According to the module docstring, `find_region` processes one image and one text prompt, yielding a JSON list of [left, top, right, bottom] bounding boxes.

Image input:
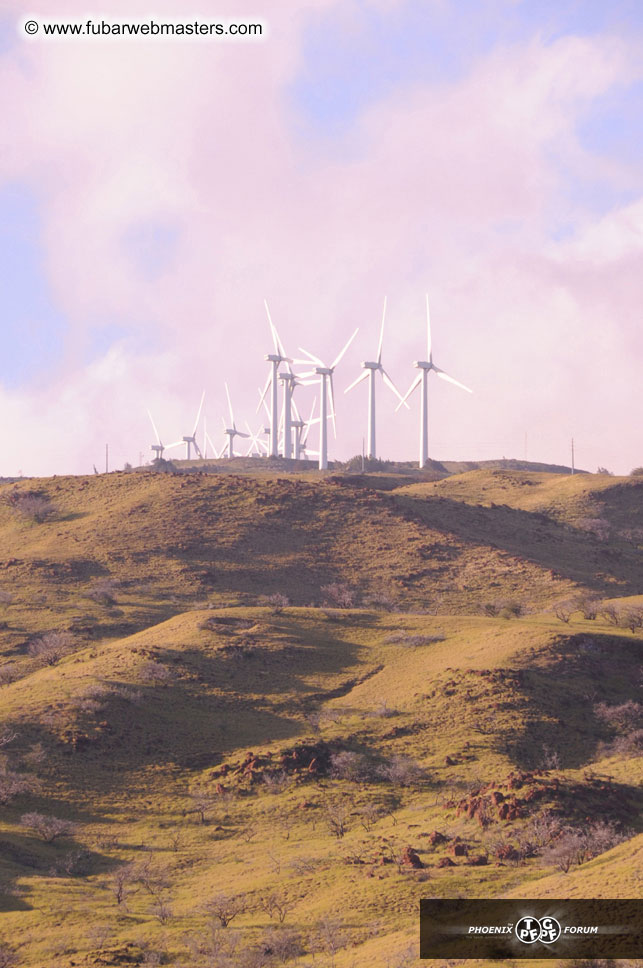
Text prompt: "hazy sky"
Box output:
[[1, 0, 642, 475]]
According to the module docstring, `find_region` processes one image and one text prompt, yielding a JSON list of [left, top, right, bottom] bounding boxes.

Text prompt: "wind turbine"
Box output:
[[147, 410, 183, 461], [245, 422, 268, 457], [181, 391, 206, 460], [222, 382, 249, 458], [259, 301, 291, 458], [397, 294, 472, 467], [344, 297, 407, 459], [295, 328, 358, 470]]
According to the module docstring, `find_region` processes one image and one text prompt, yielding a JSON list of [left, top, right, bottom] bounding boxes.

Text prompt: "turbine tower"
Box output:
[[181, 391, 206, 460], [259, 301, 291, 458], [398, 294, 472, 467], [147, 409, 183, 461], [296, 328, 358, 470], [344, 296, 407, 459], [147, 410, 166, 461], [222, 382, 249, 458]]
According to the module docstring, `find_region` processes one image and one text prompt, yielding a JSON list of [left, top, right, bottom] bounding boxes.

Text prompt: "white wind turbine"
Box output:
[[258, 301, 291, 458], [344, 297, 407, 459], [147, 409, 183, 461], [245, 422, 268, 457], [222, 382, 249, 458], [295, 328, 359, 470], [397, 294, 472, 467], [180, 390, 206, 460]]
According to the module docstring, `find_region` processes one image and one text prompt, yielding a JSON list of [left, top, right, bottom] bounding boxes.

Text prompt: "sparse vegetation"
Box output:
[[20, 812, 75, 842], [0, 467, 641, 966]]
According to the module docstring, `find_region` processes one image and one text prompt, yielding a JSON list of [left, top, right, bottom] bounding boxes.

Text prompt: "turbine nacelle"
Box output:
[[414, 360, 434, 370], [315, 366, 333, 376]]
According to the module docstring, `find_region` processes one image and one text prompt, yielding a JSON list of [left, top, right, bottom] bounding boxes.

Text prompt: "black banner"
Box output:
[[420, 899, 643, 959]]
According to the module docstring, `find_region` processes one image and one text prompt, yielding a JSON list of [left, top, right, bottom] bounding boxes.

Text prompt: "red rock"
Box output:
[[437, 856, 456, 867], [400, 847, 423, 869]]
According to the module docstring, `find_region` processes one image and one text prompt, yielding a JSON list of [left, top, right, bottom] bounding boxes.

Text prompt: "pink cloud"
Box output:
[[0, 1, 641, 475]]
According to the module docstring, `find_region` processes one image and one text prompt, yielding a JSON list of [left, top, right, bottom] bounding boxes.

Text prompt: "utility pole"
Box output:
[[105, 444, 109, 474], [571, 437, 575, 475], [361, 437, 365, 472]]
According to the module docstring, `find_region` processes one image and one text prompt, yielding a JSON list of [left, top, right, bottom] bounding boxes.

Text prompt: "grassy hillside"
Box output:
[[0, 468, 641, 966]]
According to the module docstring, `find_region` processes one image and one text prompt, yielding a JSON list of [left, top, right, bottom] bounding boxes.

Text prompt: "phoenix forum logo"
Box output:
[[515, 916, 562, 945]]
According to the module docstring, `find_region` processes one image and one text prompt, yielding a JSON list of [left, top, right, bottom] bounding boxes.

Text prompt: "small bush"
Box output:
[[86, 579, 119, 606], [139, 660, 174, 684], [554, 601, 575, 624], [379, 754, 427, 787], [204, 892, 248, 927], [28, 631, 77, 666], [8, 490, 56, 523], [20, 812, 75, 842], [320, 583, 356, 609], [0, 664, 19, 686], [0, 768, 38, 805], [330, 751, 375, 783], [630, 466, 643, 476], [265, 593, 289, 614]]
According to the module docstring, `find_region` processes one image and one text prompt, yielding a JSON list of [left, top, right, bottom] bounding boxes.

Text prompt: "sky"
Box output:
[[0, 0, 642, 476]]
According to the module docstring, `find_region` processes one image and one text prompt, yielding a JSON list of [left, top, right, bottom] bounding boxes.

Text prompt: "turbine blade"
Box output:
[[328, 374, 337, 438], [191, 390, 206, 436], [147, 409, 162, 446], [225, 382, 234, 426], [205, 431, 219, 456], [377, 296, 387, 365], [264, 299, 279, 355], [193, 441, 203, 459], [381, 368, 409, 406], [297, 347, 323, 366], [164, 440, 184, 450], [426, 293, 432, 361], [331, 327, 359, 370], [344, 369, 369, 394], [434, 367, 473, 393], [257, 373, 271, 413], [396, 372, 422, 411]]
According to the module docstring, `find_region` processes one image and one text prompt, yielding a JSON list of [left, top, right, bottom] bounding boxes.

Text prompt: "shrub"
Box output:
[[320, 583, 356, 608], [554, 601, 575, 623], [330, 751, 375, 783], [261, 890, 296, 924], [0, 768, 37, 805], [575, 595, 600, 620], [28, 631, 77, 666], [630, 466, 643, 476], [324, 800, 352, 839], [204, 892, 248, 927], [0, 663, 19, 686], [265, 593, 289, 614], [619, 607, 643, 633], [86, 579, 118, 606], [260, 928, 304, 963], [138, 660, 174, 684], [595, 700, 642, 732], [378, 754, 427, 787], [20, 812, 75, 842], [8, 490, 56, 523]]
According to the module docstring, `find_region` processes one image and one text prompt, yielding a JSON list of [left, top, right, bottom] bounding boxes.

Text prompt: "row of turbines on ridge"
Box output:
[[147, 295, 473, 471]]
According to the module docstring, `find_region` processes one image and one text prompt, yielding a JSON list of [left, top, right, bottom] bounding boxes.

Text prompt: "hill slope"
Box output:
[[0, 468, 641, 966]]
